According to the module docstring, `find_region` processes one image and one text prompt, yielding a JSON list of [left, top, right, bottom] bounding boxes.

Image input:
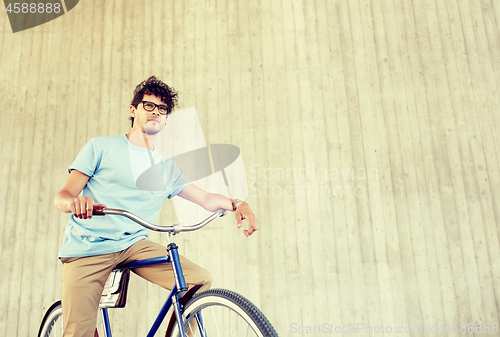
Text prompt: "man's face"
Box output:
[[130, 94, 168, 135]]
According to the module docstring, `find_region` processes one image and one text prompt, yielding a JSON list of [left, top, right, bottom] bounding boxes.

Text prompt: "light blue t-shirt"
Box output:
[[59, 135, 191, 258]]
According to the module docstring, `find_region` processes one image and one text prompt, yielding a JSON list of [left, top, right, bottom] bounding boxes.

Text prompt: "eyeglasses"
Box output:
[[140, 101, 172, 115]]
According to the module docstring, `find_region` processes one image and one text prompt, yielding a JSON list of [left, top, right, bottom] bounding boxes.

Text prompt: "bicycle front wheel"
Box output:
[[170, 289, 278, 337]]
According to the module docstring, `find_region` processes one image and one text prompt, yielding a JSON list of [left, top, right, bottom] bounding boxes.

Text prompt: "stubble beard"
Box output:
[[142, 121, 164, 136]]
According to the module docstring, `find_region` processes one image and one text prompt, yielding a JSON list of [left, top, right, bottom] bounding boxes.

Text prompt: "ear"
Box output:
[[129, 105, 136, 117]]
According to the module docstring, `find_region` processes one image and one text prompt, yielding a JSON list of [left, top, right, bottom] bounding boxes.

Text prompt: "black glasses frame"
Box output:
[[140, 101, 172, 115]]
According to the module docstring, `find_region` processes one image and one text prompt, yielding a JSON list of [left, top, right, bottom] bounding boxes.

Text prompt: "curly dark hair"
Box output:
[[129, 76, 179, 127]]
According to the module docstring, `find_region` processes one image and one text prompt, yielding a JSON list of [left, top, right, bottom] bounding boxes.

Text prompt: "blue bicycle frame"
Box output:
[[100, 242, 188, 337]]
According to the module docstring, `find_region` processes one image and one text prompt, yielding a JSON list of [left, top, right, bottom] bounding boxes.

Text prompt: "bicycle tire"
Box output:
[[169, 288, 278, 337]]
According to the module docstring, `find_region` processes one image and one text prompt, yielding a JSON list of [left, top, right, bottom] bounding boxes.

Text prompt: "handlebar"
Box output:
[[93, 205, 227, 234]]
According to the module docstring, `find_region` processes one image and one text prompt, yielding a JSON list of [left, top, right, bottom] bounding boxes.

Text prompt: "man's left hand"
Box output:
[[235, 202, 257, 237]]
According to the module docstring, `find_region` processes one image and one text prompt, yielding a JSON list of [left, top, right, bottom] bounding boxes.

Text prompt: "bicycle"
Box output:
[[38, 207, 278, 337]]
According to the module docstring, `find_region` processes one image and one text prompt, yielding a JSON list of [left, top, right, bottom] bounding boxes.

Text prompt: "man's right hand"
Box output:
[[68, 196, 106, 220]]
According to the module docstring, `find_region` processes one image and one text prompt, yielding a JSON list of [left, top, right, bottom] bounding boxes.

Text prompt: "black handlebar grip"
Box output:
[[93, 205, 106, 215]]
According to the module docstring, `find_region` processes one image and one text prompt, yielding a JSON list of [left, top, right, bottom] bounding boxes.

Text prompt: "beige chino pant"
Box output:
[[60, 239, 212, 337]]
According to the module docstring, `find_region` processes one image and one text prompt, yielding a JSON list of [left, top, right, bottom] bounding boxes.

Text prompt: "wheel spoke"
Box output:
[[211, 306, 222, 337], [195, 311, 207, 337], [229, 309, 238, 337]]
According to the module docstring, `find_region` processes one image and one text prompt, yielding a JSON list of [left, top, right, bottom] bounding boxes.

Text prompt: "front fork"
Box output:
[[169, 241, 206, 337], [168, 241, 189, 337]]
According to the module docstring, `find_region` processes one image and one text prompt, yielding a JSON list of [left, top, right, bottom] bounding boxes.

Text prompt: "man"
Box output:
[[54, 76, 257, 337]]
